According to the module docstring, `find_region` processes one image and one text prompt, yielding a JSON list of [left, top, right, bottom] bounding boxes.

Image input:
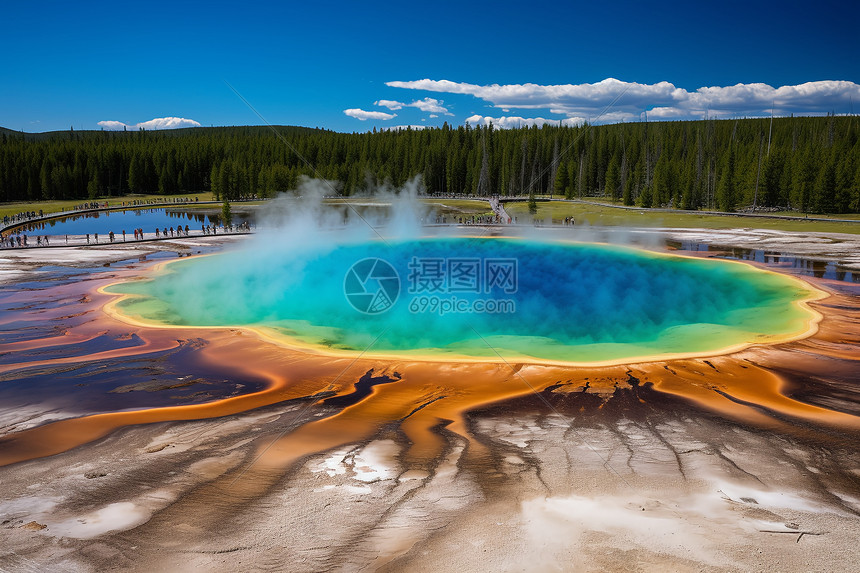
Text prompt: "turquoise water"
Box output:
[[109, 238, 816, 363]]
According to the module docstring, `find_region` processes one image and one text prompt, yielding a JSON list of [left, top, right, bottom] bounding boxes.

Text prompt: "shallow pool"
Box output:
[[106, 238, 822, 364]]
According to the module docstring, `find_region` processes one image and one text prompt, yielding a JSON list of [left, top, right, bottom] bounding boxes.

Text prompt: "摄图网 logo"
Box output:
[[344, 258, 400, 314]]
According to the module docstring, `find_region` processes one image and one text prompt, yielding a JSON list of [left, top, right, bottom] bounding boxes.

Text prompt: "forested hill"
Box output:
[[1, 116, 858, 213]]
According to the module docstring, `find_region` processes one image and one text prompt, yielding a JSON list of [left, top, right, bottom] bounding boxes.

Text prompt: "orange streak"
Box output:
[[1, 255, 857, 472]]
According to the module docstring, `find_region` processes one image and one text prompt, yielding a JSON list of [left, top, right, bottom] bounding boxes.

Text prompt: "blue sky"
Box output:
[[2, 0, 858, 133]]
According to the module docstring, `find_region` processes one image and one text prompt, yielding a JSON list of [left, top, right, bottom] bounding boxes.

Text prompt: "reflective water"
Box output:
[[9, 208, 254, 236], [671, 240, 860, 283]]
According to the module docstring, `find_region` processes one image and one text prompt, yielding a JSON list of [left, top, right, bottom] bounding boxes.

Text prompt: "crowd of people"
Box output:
[[0, 232, 48, 248], [4, 197, 204, 226], [452, 214, 512, 225], [117, 197, 199, 208], [2, 220, 252, 249], [0, 195, 259, 249], [2, 210, 44, 227], [66, 197, 200, 212], [70, 201, 109, 212]]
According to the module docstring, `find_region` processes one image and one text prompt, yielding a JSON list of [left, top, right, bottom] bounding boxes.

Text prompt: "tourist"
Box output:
[[122, 230, 126, 241], [156, 228, 160, 237], [94, 233, 98, 243], [44, 236, 49, 246], [86, 233, 90, 244]]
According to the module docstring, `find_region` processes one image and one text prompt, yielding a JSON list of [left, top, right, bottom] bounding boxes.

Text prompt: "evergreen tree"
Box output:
[[680, 163, 695, 210], [791, 150, 815, 213], [717, 145, 736, 212], [564, 161, 576, 199], [88, 170, 100, 199], [40, 157, 52, 199], [638, 183, 652, 207], [651, 156, 669, 208], [221, 199, 232, 227], [604, 156, 621, 201], [624, 161, 641, 206], [554, 163, 570, 197], [527, 186, 537, 214], [0, 117, 857, 214], [210, 163, 221, 200], [814, 159, 837, 213], [128, 154, 143, 193]]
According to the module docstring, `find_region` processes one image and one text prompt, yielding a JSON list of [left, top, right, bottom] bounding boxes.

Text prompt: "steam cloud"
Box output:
[[124, 181, 804, 363]]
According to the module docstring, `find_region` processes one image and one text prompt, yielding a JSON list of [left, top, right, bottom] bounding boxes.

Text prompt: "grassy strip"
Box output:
[[560, 196, 860, 221], [1, 192, 215, 219], [419, 198, 489, 211], [5, 193, 858, 234], [505, 201, 860, 235], [418, 198, 495, 218]]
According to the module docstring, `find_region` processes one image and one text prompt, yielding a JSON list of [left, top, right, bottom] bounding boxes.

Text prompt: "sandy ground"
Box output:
[[1, 226, 859, 573], [0, 234, 251, 286], [2, 384, 857, 573]]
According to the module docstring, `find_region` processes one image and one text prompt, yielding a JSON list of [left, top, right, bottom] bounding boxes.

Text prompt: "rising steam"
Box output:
[[112, 184, 814, 364]]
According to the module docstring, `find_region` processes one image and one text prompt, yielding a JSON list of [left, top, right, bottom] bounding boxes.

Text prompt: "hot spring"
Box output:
[[103, 238, 822, 364]]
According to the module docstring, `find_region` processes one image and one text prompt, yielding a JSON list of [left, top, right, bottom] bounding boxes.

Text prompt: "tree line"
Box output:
[[1, 115, 858, 213]]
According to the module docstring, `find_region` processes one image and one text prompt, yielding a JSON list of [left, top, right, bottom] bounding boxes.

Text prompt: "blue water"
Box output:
[[110, 238, 816, 363], [12, 208, 253, 237]]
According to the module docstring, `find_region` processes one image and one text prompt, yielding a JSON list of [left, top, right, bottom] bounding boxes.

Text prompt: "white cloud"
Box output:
[[97, 117, 201, 130], [344, 108, 397, 121], [374, 99, 404, 110], [374, 97, 452, 115], [136, 117, 201, 130], [387, 78, 860, 123], [383, 125, 428, 131], [687, 81, 860, 115], [465, 115, 585, 129], [646, 106, 690, 119], [97, 120, 128, 130], [409, 97, 450, 114]]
